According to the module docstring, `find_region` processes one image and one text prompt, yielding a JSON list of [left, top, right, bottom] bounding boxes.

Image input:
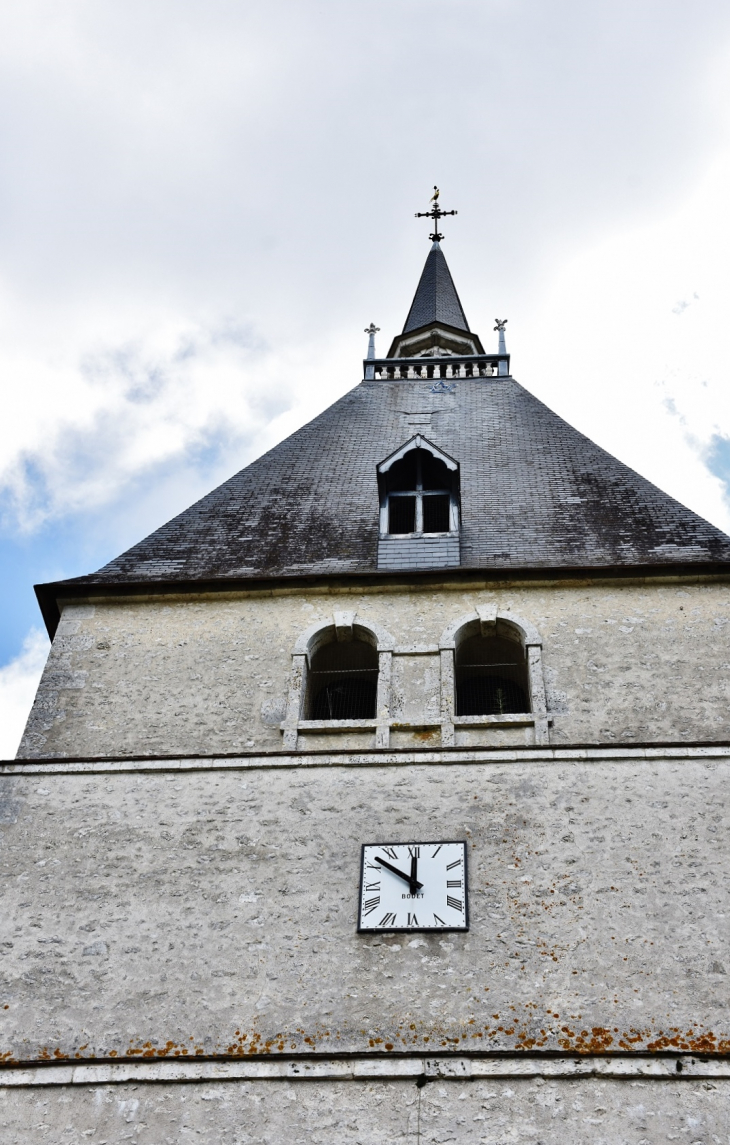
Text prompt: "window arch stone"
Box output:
[[438, 608, 549, 745], [282, 613, 394, 750]]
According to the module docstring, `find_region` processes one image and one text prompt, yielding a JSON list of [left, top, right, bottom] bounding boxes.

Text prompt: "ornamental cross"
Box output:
[[364, 322, 380, 365], [415, 186, 457, 242]]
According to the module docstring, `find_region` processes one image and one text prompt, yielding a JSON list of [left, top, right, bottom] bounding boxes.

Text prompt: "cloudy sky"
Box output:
[[2, 0, 730, 756]]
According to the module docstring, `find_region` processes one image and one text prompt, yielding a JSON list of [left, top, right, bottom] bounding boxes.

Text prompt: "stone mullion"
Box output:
[[282, 653, 307, 750], [527, 645, 549, 745], [375, 650, 392, 748], [440, 648, 455, 746]]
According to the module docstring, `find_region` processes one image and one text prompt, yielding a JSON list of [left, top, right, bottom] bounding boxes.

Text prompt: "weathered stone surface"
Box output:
[[418, 1077, 730, 1142], [3, 1076, 730, 1143], [1, 754, 729, 1062], [0, 1079, 417, 1143], [17, 580, 730, 759]]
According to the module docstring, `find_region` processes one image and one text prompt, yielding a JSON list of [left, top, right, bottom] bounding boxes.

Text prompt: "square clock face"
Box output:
[[358, 841, 468, 932]]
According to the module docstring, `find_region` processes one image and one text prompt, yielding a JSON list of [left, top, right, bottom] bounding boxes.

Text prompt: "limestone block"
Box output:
[[0, 1079, 418, 1144], [2, 1075, 730, 1143], [2, 756, 730, 1062], [15, 580, 730, 759]]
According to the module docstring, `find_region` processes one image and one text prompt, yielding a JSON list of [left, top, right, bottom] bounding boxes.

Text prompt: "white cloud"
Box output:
[[0, 628, 48, 759], [518, 90, 730, 534], [0, 312, 359, 535], [1, 1, 730, 554]]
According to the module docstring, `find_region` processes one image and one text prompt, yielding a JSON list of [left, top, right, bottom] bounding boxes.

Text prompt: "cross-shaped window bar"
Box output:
[[379, 446, 459, 536]]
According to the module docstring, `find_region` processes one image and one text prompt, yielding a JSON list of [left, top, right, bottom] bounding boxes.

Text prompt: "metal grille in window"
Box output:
[[422, 494, 450, 533], [389, 496, 416, 534], [455, 666, 528, 716], [306, 637, 379, 720], [455, 634, 529, 716], [309, 671, 378, 719]]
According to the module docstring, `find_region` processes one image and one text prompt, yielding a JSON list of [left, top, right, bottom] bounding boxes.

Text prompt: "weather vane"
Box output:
[[415, 186, 457, 242]]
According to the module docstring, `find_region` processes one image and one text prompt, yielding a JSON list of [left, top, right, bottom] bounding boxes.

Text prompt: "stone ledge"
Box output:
[[453, 714, 554, 727], [5, 743, 730, 774], [1, 1054, 729, 1088], [294, 719, 378, 732]]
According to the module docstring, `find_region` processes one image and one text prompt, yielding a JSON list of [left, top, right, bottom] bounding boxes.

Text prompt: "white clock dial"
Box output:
[[358, 841, 468, 932]]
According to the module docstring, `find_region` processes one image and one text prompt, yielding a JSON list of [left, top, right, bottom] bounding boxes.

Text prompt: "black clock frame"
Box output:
[[357, 840, 469, 933]]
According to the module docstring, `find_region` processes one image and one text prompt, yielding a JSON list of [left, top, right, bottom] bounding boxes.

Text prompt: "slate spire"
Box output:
[[402, 241, 470, 335]]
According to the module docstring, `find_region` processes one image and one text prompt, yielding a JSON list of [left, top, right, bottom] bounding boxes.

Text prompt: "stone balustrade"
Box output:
[[364, 354, 509, 380]]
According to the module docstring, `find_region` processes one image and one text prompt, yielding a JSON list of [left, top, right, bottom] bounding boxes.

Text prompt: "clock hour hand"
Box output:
[[375, 855, 424, 892], [410, 853, 419, 897]]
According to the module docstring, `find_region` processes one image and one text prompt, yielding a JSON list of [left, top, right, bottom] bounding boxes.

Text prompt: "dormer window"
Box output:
[[378, 436, 459, 537]]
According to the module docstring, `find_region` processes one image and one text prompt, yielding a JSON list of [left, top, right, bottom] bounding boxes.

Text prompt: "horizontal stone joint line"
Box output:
[[3, 1054, 730, 1088]]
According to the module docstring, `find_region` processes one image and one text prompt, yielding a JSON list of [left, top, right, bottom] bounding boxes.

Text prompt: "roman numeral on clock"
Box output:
[[407, 846, 420, 858], [362, 896, 381, 916], [446, 895, 462, 911], [446, 859, 461, 870], [365, 882, 380, 892], [446, 879, 462, 888], [407, 913, 419, 926], [381, 847, 398, 860], [378, 912, 397, 927], [433, 913, 446, 925]]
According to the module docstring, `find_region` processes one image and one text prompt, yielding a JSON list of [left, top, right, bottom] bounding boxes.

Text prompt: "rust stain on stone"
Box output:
[[4, 1015, 730, 1065]]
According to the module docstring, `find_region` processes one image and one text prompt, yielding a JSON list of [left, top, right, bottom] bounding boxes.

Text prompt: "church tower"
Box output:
[[4, 197, 730, 1140]]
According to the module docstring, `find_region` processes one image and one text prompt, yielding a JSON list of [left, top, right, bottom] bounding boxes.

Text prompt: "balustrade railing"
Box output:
[[364, 355, 509, 381]]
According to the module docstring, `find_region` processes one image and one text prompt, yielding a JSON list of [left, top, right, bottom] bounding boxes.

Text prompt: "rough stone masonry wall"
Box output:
[[16, 578, 730, 759], [2, 754, 729, 1063], [2, 1075, 730, 1144]]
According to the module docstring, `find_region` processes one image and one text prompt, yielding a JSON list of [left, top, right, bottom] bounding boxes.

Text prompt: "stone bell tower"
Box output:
[[4, 196, 730, 1142]]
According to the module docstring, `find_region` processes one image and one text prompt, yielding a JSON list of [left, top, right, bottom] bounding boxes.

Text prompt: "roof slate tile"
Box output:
[[69, 374, 730, 585], [402, 242, 470, 334]]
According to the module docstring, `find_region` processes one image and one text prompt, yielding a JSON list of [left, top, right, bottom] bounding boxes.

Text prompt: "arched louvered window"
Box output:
[[306, 634, 379, 720], [455, 631, 529, 716], [378, 439, 459, 537]]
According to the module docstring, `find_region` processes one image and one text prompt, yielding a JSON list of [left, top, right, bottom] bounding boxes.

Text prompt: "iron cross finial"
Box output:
[[364, 323, 380, 336], [494, 319, 508, 332], [415, 186, 457, 242]]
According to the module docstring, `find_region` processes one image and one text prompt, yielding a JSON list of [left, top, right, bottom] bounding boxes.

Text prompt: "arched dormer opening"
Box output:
[[306, 629, 378, 720], [438, 610, 549, 743], [281, 613, 395, 749], [377, 435, 459, 538], [454, 628, 529, 716]]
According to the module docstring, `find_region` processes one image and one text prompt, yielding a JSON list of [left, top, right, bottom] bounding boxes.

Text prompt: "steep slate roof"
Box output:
[[402, 241, 470, 333], [37, 243, 730, 620], [61, 373, 730, 586]]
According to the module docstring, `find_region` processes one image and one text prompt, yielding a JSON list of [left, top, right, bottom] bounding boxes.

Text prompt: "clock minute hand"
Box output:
[[375, 855, 424, 892]]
